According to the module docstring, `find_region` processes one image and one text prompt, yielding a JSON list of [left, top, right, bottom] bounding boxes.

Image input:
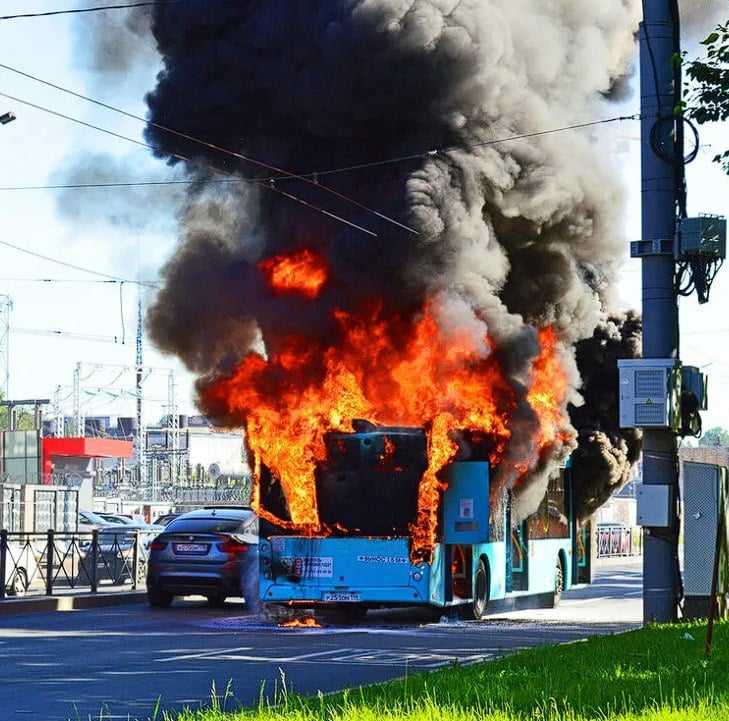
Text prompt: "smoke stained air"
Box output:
[[143, 0, 645, 522]]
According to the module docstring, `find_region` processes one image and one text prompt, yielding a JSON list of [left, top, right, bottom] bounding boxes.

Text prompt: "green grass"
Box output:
[[155, 621, 729, 721]]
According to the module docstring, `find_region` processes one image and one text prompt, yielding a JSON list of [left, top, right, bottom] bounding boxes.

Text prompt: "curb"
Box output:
[[0, 591, 146, 616]]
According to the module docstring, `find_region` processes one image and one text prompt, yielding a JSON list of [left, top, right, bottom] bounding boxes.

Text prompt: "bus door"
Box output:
[[505, 495, 528, 592]]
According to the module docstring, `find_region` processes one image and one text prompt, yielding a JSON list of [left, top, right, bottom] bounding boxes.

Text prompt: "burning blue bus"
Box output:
[[259, 422, 584, 618]]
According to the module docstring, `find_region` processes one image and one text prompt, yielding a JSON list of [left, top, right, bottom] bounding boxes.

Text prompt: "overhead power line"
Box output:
[[0, 1, 181, 21], [12, 326, 157, 349], [0, 238, 159, 288], [0, 61, 418, 236], [0, 62, 639, 229], [13, 327, 135, 345], [0, 277, 124, 284], [0, 88, 379, 239]]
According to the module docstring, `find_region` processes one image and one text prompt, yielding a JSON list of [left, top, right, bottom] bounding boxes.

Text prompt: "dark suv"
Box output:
[[145, 506, 258, 608]]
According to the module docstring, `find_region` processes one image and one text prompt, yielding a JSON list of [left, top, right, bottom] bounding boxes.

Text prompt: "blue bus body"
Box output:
[[259, 458, 579, 615]]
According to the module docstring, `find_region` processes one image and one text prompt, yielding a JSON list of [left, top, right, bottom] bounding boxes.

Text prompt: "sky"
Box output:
[[0, 1, 727, 434]]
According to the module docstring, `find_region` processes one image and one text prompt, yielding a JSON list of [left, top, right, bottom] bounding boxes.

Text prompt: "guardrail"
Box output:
[[0, 529, 148, 600], [596, 524, 643, 558]]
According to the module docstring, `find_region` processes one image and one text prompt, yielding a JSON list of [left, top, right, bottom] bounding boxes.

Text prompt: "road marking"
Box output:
[[158, 645, 493, 668]]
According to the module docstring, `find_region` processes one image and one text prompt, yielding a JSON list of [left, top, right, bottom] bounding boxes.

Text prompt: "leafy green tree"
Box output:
[[698, 426, 729, 447], [0, 392, 37, 431], [684, 19, 729, 174]]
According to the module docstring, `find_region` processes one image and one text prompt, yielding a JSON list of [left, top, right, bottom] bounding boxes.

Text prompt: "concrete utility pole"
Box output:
[[638, 0, 681, 623]]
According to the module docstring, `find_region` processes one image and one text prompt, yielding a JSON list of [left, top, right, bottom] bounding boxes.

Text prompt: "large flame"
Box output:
[[259, 249, 329, 299], [203, 250, 571, 562]]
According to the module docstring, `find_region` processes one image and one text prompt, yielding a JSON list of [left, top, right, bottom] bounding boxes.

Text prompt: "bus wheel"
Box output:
[[553, 557, 565, 606], [472, 558, 489, 620]]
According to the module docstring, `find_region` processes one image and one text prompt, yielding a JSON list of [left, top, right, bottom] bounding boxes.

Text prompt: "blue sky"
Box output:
[[0, 1, 727, 433]]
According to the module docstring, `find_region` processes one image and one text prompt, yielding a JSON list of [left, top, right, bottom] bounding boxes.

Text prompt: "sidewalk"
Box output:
[[0, 588, 145, 616], [486, 554, 643, 625]]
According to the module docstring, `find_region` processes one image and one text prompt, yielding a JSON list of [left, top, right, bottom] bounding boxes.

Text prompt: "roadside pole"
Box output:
[[638, 0, 681, 623]]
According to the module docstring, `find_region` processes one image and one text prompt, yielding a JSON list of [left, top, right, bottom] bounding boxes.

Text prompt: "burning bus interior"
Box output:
[[255, 418, 564, 551]]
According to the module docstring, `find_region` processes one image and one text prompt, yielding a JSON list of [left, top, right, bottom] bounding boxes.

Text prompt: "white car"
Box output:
[[78, 510, 118, 531], [3, 540, 41, 597]]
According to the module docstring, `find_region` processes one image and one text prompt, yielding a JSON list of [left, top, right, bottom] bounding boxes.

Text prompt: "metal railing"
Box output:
[[0, 529, 148, 600], [596, 524, 643, 558]]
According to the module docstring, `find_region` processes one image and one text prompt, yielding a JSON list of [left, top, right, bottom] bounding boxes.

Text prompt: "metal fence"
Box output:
[[596, 524, 643, 558], [0, 529, 148, 600]]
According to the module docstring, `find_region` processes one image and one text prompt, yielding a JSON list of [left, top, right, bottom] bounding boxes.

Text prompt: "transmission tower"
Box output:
[[0, 294, 12, 398], [135, 296, 146, 488], [168, 370, 179, 484]]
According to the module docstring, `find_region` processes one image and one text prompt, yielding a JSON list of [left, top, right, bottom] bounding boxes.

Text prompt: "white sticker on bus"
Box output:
[[459, 498, 474, 519], [283, 556, 334, 578]]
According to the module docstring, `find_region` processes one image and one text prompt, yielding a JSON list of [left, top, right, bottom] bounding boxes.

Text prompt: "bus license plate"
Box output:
[[324, 592, 361, 602]]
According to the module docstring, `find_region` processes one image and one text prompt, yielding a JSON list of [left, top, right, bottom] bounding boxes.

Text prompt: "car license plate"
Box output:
[[324, 592, 361, 602], [173, 543, 208, 554]]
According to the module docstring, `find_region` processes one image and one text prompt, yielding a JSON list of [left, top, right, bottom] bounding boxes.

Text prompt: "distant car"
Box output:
[[78, 510, 118, 531], [146, 507, 258, 608], [96, 513, 138, 526], [77, 522, 165, 585], [3, 539, 41, 597], [152, 513, 180, 527], [79, 522, 165, 556]]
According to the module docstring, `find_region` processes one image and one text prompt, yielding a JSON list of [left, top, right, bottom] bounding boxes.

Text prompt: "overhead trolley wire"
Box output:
[[0, 115, 642, 192], [0, 62, 418, 235], [0, 1, 182, 21], [0, 88, 379, 238], [0, 238, 159, 288], [0, 62, 417, 236], [0, 62, 640, 232]]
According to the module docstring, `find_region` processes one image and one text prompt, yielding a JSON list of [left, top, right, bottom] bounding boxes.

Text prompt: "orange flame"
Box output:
[[528, 327, 573, 451], [280, 617, 321, 628], [204, 252, 572, 562], [258, 248, 329, 298]]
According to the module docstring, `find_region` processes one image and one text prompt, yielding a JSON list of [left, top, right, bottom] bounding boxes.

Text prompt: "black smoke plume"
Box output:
[[569, 311, 643, 520], [143, 1, 642, 520]]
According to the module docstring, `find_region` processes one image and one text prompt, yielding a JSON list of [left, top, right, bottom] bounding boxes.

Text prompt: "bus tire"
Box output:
[[553, 556, 565, 607], [472, 558, 489, 620]]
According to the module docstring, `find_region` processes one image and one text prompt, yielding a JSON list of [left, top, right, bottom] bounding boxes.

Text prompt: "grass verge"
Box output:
[[159, 620, 728, 721]]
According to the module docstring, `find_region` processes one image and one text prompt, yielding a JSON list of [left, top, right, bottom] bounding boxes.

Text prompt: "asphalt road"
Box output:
[[0, 558, 642, 721]]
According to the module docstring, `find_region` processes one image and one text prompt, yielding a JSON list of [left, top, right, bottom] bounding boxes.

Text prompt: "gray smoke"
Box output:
[[50, 151, 183, 234], [71, 7, 158, 95], [142, 1, 643, 518], [679, 0, 727, 40], [55, 7, 175, 266]]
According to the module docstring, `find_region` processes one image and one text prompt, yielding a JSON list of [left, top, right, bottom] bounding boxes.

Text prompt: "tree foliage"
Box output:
[[684, 19, 729, 174], [698, 426, 729, 447], [0, 392, 37, 431]]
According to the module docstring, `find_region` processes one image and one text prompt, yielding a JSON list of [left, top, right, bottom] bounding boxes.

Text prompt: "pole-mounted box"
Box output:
[[637, 484, 673, 527], [617, 359, 681, 430], [676, 214, 726, 260], [681, 365, 708, 411]]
